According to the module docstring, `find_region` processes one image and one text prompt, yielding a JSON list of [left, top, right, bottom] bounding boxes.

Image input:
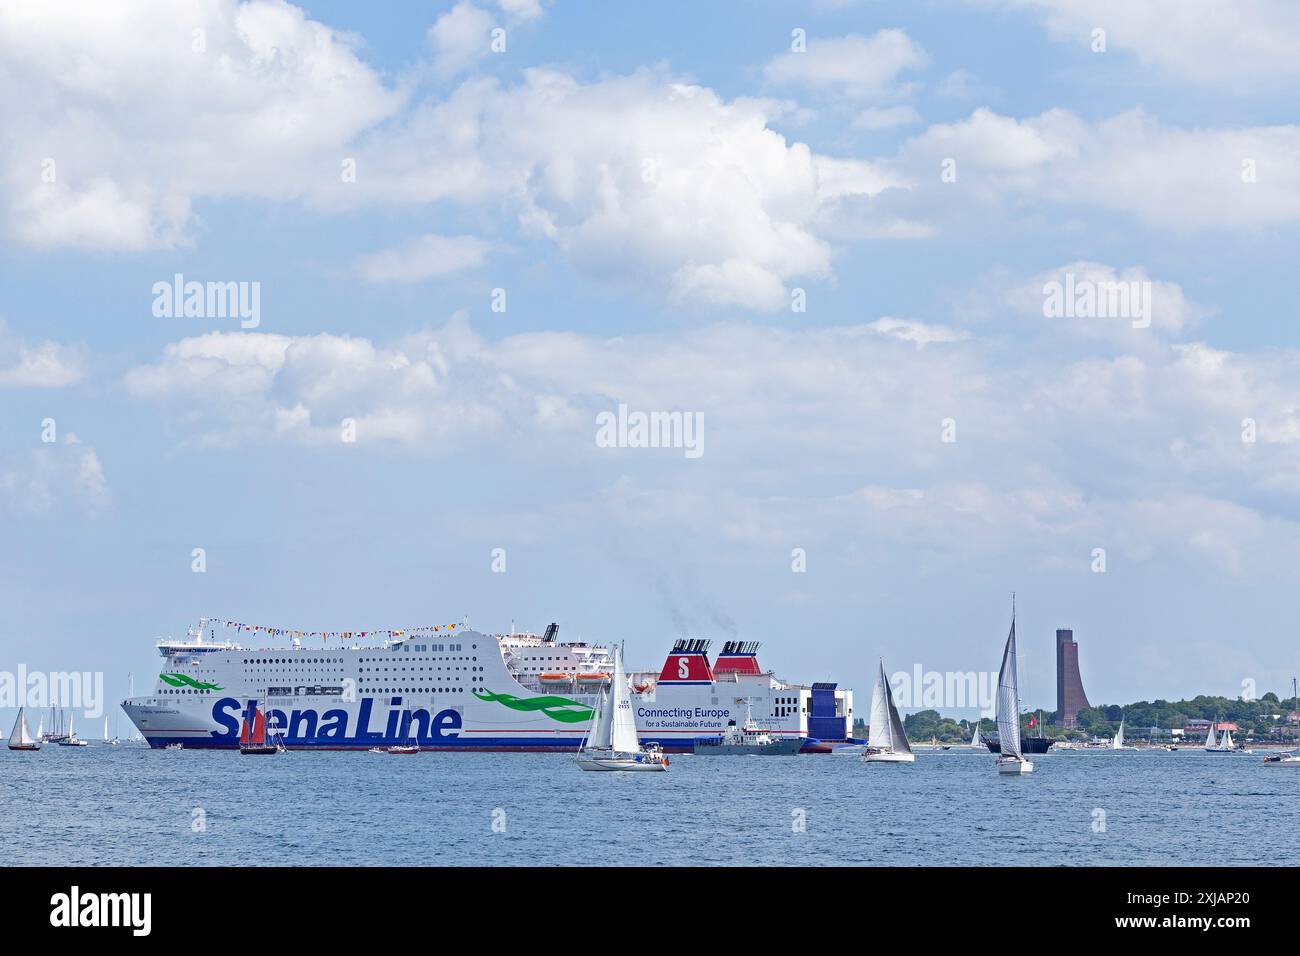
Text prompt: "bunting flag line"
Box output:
[[205, 618, 464, 642]]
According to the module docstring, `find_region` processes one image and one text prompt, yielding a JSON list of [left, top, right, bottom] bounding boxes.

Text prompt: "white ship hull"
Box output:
[[121, 627, 854, 754], [997, 756, 1034, 774], [862, 749, 914, 764]]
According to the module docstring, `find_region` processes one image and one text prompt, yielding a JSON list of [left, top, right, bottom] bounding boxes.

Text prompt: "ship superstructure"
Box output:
[[121, 620, 854, 752]]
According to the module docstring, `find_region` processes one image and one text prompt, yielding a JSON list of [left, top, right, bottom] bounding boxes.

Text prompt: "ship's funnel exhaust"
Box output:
[[658, 638, 715, 684]]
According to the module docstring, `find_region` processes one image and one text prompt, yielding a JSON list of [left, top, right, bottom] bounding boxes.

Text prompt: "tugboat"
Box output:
[[694, 700, 805, 755]]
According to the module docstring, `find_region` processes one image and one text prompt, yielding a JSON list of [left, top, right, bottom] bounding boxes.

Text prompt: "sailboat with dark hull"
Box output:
[[7, 707, 40, 751], [238, 700, 284, 755]]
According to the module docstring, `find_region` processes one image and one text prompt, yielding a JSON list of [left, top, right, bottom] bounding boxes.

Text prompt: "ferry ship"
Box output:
[[120, 620, 855, 753]]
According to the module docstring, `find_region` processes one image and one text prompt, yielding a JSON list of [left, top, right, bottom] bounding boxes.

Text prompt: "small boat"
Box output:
[[56, 713, 88, 747], [1204, 717, 1236, 753], [995, 599, 1033, 775], [694, 700, 805, 755], [387, 710, 421, 754], [576, 644, 668, 771], [164, 742, 184, 751], [1164, 744, 1179, 752], [1110, 716, 1134, 751], [863, 659, 915, 764], [1264, 753, 1300, 765], [238, 700, 284, 755], [41, 706, 68, 744], [368, 747, 386, 754], [101, 716, 120, 746], [7, 706, 40, 751]]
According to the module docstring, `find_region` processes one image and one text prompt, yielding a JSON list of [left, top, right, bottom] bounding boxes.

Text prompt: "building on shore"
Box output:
[[1055, 628, 1091, 728]]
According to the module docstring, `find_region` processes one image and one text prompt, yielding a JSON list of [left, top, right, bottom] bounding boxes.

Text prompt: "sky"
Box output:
[[2, 0, 1300, 721]]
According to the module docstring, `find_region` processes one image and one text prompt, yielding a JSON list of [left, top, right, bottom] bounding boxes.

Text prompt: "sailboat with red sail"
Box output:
[[238, 700, 284, 755]]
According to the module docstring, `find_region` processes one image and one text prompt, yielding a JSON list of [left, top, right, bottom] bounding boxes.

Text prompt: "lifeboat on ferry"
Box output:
[[539, 673, 575, 684], [576, 673, 609, 684]]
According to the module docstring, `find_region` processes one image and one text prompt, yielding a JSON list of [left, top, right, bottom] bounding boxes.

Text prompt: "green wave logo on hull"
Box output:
[[159, 672, 223, 691], [473, 689, 594, 723]]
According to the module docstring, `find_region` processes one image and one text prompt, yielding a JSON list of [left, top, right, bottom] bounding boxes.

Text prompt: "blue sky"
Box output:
[[2, 0, 1300, 718]]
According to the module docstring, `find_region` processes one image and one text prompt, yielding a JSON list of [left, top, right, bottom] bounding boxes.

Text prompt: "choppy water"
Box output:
[[3, 745, 1296, 866]]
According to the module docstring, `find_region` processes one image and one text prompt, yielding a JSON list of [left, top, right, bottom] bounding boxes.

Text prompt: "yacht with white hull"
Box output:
[[576, 645, 668, 771], [862, 660, 914, 764], [995, 603, 1033, 775]]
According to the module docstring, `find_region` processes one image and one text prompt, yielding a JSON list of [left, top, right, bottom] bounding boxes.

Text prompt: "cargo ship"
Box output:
[[120, 620, 855, 753]]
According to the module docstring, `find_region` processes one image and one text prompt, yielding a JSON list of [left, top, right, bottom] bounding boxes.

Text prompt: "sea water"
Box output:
[[2, 746, 1294, 866]]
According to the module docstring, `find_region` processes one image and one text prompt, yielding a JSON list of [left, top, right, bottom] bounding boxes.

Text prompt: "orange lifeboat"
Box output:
[[539, 672, 574, 684]]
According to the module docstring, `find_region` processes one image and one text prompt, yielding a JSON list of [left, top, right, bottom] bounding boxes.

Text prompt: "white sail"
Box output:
[[1205, 724, 1217, 748], [885, 675, 912, 755], [868, 661, 892, 749], [996, 618, 1022, 760], [609, 645, 640, 754], [586, 687, 613, 751], [1221, 729, 1234, 748], [103, 716, 110, 741], [1112, 719, 1124, 749], [970, 720, 981, 748], [9, 707, 36, 747], [37, 717, 43, 738]]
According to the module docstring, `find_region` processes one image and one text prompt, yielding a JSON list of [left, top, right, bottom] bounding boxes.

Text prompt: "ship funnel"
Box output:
[[714, 640, 763, 676], [659, 639, 715, 684], [543, 622, 559, 643]]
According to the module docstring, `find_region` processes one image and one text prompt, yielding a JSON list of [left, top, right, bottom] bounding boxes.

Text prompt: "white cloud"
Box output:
[[764, 30, 928, 99], [347, 69, 901, 309], [1006, 0, 1300, 87], [354, 233, 492, 282], [0, 0, 403, 250], [0, 432, 108, 516], [891, 107, 1300, 230], [0, 320, 87, 387], [868, 317, 970, 347], [495, 0, 545, 21], [427, 1, 496, 78]]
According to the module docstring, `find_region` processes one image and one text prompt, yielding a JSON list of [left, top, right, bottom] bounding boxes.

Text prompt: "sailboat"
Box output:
[[102, 715, 120, 746], [1110, 716, 1133, 751], [863, 660, 914, 763], [7, 707, 40, 751], [970, 720, 982, 749], [238, 700, 284, 755], [57, 711, 88, 747], [576, 644, 668, 771], [1205, 717, 1235, 753], [387, 710, 420, 754], [995, 600, 1033, 774]]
